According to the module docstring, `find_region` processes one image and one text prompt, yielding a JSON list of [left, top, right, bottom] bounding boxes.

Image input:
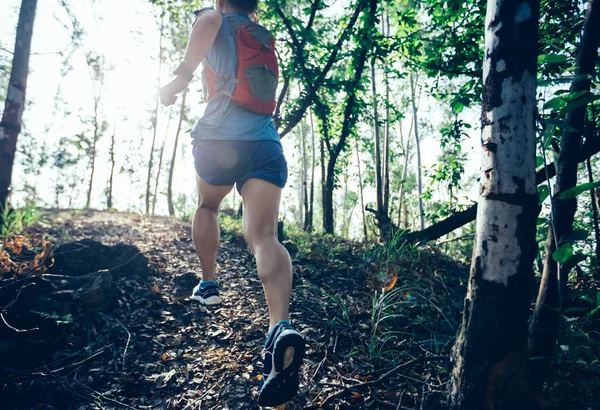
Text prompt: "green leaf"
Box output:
[[538, 185, 550, 204], [538, 54, 568, 64], [563, 92, 600, 113], [536, 156, 544, 168], [536, 217, 547, 226], [552, 243, 573, 263], [588, 306, 600, 318], [580, 296, 595, 305], [561, 229, 589, 242], [538, 118, 578, 132], [561, 253, 588, 273], [543, 96, 567, 111], [538, 74, 592, 87], [557, 181, 600, 200]]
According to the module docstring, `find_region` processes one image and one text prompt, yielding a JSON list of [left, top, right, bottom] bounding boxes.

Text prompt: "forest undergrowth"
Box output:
[[0, 209, 598, 409]]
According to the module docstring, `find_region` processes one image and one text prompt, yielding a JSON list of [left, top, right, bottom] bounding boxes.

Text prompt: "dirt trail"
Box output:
[[3, 211, 383, 409]]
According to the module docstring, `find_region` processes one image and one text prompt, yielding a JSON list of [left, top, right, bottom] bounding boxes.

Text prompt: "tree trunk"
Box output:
[[410, 71, 425, 230], [323, 158, 335, 235], [383, 67, 390, 219], [398, 117, 413, 228], [146, 20, 164, 215], [168, 89, 187, 217], [588, 105, 600, 263], [371, 57, 391, 238], [300, 117, 307, 227], [320, 137, 326, 233], [449, 1, 539, 409], [355, 137, 368, 241], [383, 5, 391, 220], [107, 122, 117, 209], [152, 106, 174, 215], [372, 58, 383, 218], [304, 110, 316, 232], [529, 0, 600, 391], [86, 100, 100, 209], [0, 0, 37, 212], [589, 159, 600, 262]]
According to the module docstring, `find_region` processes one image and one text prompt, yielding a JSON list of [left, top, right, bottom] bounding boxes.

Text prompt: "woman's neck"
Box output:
[[221, 5, 248, 15]]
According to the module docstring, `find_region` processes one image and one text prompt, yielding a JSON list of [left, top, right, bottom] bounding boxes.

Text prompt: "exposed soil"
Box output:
[[1, 210, 595, 410]]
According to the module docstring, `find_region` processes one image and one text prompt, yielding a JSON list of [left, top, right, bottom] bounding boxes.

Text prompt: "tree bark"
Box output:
[[410, 71, 425, 230], [383, 5, 391, 220], [397, 117, 413, 228], [449, 1, 539, 409], [355, 138, 368, 241], [320, 137, 326, 233], [86, 75, 103, 209], [0, 0, 38, 211], [529, 0, 600, 391], [168, 89, 187, 217], [146, 19, 164, 215], [153, 106, 173, 215], [304, 110, 316, 232], [589, 159, 600, 262], [300, 116, 307, 227], [371, 58, 385, 235], [107, 122, 117, 209]]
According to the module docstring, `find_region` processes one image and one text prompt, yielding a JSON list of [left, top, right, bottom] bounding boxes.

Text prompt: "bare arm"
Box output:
[[160, 10, 223, 105]]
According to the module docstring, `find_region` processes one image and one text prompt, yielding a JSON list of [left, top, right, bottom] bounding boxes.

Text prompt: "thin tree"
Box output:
[[529, 0, 600, 390], [0, 0, 38, 212], [167, 88, 188, 217], [304, 110, 316, 232], [299, 117, 307, 227], [371, 58, 384, 234], [397, 118, 413, 228], [84, 53, 107, 209], [409, 71, 425, 230], [449, 1, 539, 409], [152, 106, 174, 215], [355, 137, 368, 241], [146, 18, 165, 215], [107, 121, 117, 208]]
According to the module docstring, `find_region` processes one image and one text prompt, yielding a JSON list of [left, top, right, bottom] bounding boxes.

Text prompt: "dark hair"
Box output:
[[229, 0, 258, 13]]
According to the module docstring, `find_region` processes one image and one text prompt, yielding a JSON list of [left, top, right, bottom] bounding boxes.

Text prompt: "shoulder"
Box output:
[[194, 8, 223, 27]]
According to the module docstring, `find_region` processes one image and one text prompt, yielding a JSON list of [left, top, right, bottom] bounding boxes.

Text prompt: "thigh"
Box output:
[[193, 141, 242, 188], [236, 140, 288, 194], [197, 175, 233, 209], [240, 178, 282, 240]]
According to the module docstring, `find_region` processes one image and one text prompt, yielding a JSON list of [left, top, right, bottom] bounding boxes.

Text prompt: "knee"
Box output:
[[244, 227, 276, 254], [198, 200, 219, 214]]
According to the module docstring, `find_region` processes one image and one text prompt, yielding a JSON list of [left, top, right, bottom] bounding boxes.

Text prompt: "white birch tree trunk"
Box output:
[[449, 0, 540, 408]]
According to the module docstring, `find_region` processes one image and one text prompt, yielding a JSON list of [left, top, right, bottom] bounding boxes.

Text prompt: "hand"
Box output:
[[160, 86, 178, 106]]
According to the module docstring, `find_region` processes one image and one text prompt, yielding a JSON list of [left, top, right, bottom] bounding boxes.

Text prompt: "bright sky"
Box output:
[[1, 0, 482, 236]]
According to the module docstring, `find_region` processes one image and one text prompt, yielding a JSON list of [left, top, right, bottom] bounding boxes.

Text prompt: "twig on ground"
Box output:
[[74, 372, 138, 410], [315, 355, 449, 407], [36, 346, 109, 375], [114, 318, 131, 376], [1, 311, 39, 332]]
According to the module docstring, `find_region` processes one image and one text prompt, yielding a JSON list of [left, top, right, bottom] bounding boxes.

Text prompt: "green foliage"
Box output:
[[558, 181, 600, 200], [553, 242, 573, 263], [0, 203, 39, 238]]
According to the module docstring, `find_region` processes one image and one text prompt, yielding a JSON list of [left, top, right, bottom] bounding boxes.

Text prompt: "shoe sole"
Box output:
[[190, 294, 222, 306], [258, 330, 305, 407]]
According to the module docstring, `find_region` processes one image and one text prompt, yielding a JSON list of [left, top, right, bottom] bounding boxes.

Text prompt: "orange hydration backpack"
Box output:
[[203, 15, 279, 116]]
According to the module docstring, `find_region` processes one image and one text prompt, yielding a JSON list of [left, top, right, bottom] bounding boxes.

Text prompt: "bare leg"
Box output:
[[241, 178, 292, 330], [192, 176, 233, 282]]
